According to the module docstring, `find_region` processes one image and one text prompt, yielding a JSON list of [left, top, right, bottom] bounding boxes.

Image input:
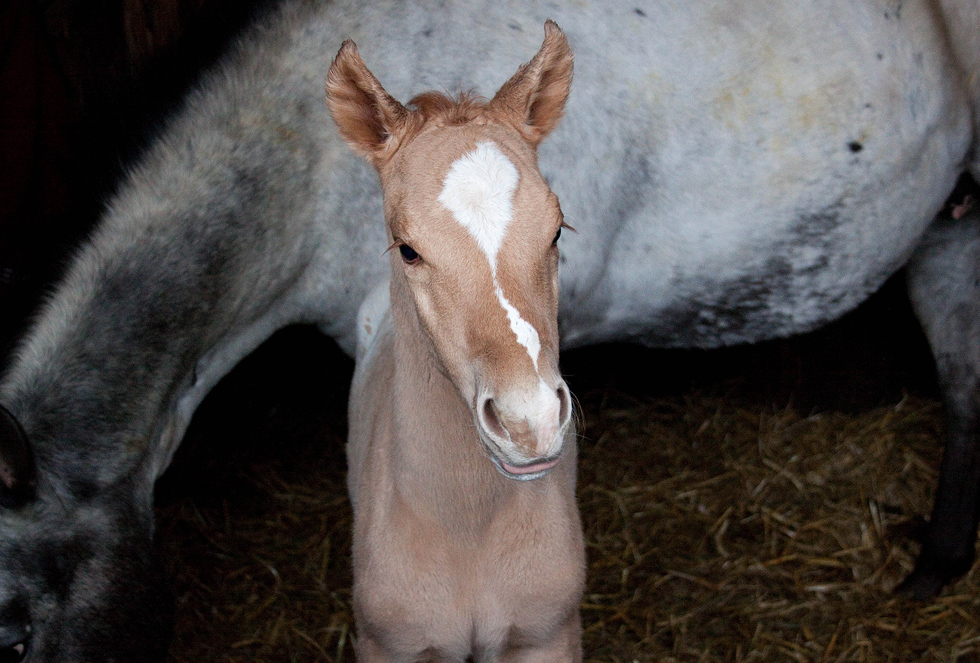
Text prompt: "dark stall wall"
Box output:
[[0, 0, 269, 355], [1, 0, 75, 332]]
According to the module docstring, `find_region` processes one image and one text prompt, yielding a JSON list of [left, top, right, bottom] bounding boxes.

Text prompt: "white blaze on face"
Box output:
[[438, 141, 542, 371]]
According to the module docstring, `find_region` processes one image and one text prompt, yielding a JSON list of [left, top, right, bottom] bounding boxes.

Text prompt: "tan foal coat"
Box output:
[[328, 22, 585, 663]]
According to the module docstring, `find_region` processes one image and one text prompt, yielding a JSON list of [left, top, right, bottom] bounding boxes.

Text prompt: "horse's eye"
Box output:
[[399, 244, 420, 264], [552, 227, 562, 245]]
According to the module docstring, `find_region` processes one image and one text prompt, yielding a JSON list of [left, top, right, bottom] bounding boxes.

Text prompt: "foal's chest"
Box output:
[[354, 488, 584, 659]]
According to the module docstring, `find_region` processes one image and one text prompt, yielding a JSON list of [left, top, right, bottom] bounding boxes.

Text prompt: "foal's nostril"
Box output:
[[556, 384, 571, 426], [481, 398, 508, 440]]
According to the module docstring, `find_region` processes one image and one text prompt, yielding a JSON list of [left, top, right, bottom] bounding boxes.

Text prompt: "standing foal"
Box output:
[[327, 22, 585, 663]]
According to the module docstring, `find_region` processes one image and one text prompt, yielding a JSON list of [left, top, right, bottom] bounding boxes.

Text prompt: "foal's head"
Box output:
[[327, 22, 574, 480]]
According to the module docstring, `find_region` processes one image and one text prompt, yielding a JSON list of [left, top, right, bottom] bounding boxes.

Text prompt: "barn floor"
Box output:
[[154, 280, 980, 663]]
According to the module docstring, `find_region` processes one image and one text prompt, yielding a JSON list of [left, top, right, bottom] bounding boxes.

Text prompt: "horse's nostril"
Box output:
[[481, 398, 507, 440], [0, 599, 31, 663], [556, 385, 571, 424], [0, 640, 28, 663]]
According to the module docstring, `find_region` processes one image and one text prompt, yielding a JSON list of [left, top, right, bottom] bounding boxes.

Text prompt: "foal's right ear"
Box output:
[[490, 20, 573, 147], [0, 404, 36, 507], [326, 40, 409, 168]]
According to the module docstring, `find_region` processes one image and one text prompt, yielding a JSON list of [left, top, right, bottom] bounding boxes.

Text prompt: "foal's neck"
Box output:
[[387, 300, 513, 529]]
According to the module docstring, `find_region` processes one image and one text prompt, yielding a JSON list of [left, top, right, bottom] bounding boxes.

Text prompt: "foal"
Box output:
[[327, 22, 584, 662]]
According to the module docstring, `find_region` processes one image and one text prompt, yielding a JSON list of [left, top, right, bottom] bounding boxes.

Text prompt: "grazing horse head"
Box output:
[[0, 404, 172, 661], [327, 21, 575, 479], [0, 500, 172, 662]]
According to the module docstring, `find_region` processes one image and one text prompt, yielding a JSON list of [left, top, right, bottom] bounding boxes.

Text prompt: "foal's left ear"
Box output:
[[326, 40, 409, 167], [490, 20, 573, 147]]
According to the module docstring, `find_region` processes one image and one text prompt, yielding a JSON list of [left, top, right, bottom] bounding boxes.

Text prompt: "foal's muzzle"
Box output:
[[475, 378, 573, 480]]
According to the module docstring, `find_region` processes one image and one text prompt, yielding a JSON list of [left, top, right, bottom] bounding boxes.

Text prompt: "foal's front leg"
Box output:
[[498, 616, 582, 663], [354, 633, 402, 663], [903, 206, 980, 598], [355, 631, 453, 663]]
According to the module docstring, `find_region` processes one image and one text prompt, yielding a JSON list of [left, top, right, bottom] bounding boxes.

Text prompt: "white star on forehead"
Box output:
[[438, 141, 519, 268], [438, 141, 542, 371]]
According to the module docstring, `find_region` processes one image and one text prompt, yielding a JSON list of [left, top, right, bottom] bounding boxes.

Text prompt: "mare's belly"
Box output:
[[537, 0, 972, 350], [559, 222, 925, 350]]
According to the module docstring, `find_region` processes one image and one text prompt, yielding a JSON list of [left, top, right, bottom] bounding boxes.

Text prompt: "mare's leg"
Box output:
[[902, 207, 980, 598]]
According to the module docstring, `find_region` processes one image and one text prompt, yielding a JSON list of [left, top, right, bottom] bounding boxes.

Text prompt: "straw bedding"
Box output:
[[157, 307, 980, 663]]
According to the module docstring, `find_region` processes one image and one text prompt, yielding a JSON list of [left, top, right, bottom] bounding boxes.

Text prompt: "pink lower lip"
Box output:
[[500, 457, 561, 475]]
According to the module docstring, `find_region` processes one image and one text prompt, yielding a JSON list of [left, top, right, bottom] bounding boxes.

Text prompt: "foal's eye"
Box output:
[[552, 226, 562, 245], [399, 244, 420, 264]]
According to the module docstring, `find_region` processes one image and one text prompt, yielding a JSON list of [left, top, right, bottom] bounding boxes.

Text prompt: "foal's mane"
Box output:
[[407, 91, 492, 127], [382, 91, 504, 157]]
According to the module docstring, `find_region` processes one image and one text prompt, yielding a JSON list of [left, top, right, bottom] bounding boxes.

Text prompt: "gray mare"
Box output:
[[0, 0, 978, 659]]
